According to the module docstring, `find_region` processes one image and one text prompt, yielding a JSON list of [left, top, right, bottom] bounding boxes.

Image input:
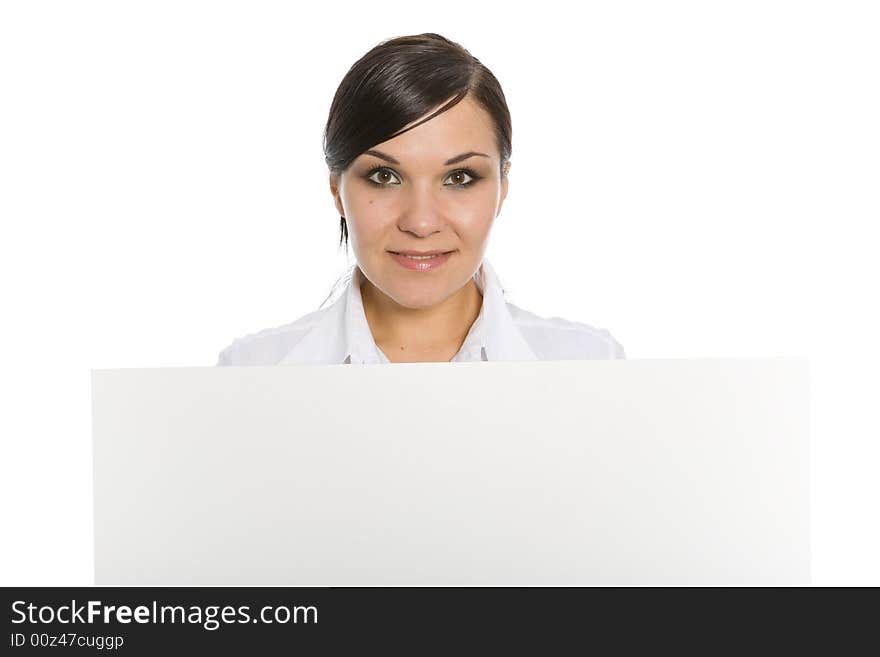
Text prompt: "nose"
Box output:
[[396, 181, 446, 238]]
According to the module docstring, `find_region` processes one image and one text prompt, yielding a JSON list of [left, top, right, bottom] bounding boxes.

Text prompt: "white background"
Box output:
[[1, 0, 877, 585]]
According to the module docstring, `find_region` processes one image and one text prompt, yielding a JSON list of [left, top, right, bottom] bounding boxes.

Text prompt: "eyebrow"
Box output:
[[363, 149, 490, 166]]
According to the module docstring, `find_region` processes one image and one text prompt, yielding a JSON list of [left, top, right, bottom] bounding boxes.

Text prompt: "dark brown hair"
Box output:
[[323, 33, 513, 252]]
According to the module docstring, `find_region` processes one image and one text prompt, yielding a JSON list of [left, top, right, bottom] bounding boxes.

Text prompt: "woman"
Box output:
[[217, 33, 625, 366]]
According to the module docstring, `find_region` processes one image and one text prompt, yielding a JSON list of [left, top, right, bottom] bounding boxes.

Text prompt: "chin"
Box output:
[[388, 287, 448, 309]]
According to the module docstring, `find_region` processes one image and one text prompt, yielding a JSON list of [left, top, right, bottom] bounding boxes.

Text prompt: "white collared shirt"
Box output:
[[216, 258, 625, 366]]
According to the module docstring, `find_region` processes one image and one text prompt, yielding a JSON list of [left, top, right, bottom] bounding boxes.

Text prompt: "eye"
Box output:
[[365, 167, 401, 187], [363, 165, 483, 188], [444, 169, 480, 187]]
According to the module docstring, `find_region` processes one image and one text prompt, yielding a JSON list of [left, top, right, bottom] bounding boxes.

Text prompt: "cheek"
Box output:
[[347, 196, 393, 243], [452, 183, 499, 212], [451, 193, 497, 236], [450, 218, 493, 255], [350, 189, 396, 218]]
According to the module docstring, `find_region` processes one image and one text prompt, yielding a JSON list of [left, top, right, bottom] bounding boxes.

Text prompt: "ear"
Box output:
[[497, 161, 511, 216], [329, 173, 344, 217]]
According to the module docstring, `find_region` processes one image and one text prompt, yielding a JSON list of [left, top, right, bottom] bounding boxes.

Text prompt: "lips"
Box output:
[[389, 250, 454, 271], [389, 250, 454, 256]]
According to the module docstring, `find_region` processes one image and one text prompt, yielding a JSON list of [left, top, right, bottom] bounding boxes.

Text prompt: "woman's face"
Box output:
[[330, 95, 510, 309]]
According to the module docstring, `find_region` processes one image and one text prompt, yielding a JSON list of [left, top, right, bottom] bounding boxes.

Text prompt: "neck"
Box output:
[[360, 271, 483, 361]]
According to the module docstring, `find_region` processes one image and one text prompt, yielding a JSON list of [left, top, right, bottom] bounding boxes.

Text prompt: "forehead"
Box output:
[[367, 96, 498, 162]]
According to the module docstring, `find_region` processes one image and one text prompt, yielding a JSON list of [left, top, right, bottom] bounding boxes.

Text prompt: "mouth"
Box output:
[[388, 250, 456, 258], [388, 250, 455, 271]]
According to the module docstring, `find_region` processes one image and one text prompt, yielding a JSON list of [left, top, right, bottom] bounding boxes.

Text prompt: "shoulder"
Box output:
[[215, 306, 329, 366], [507, 302, 626, 360]]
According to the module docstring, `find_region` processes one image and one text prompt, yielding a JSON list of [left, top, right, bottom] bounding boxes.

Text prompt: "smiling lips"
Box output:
[[390, 249, 454, 256], [388, 250, 454, 271]]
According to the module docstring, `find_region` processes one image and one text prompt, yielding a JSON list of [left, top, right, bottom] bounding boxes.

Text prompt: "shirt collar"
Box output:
[[278, 257, 537, 365]]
